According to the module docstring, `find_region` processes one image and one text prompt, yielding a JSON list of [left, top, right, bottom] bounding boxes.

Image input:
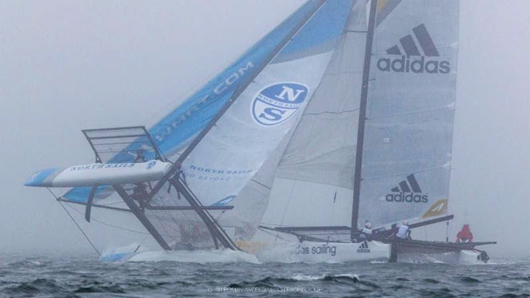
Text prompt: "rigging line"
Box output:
[[161, 208, 184, 235], [157, 189, 187, 238], [159, 202, 182, 231], [47, 188, 101, 256], [257, 227, 289, 242], [150, 193, 184, 238], [215, 210, 227, 222], [63, 202, 150, 235], [148, 208, 177, 240], [134, 234, 151, 253], [278, 177, 298, 227], [250, 179, 271, 190], [148, 210, 179, 238]]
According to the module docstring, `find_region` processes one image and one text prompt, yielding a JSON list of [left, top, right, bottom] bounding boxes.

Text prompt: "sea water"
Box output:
[[0, 252, 528, 297]]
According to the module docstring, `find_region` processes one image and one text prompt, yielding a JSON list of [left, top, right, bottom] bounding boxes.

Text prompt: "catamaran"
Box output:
[[25, 0, 495, 263]]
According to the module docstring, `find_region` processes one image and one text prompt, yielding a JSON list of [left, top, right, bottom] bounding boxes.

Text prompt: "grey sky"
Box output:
[[0, 1, 528, 257]]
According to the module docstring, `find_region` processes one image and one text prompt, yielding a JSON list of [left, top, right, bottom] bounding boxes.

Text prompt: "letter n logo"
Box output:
[[275, 86, 305, 102], [251, 82, 309, 127]]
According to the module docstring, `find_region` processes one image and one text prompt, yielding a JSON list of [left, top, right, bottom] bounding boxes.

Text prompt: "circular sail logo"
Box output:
[[146, 160, 156, 170], [251, 82, 309, 126]]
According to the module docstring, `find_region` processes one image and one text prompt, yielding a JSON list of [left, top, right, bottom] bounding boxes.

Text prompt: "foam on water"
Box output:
[[128, 249, 260, 264], [288, 273, 360, 281]]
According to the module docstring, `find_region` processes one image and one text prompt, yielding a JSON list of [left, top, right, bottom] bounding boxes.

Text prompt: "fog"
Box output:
[[0, 0, 528, 257]]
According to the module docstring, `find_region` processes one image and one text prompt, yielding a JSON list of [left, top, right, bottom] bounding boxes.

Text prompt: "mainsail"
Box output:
[[357, 0, 459, 228]]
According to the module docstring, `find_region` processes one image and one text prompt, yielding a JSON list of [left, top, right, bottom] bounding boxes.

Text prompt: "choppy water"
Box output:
[[0, 254, 528, 298]]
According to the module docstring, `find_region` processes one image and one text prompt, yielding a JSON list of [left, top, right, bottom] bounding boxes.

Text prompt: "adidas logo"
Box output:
[[385, 174, 429, 203], [357, 241, 371, 253], [376, 24, 450, 74]]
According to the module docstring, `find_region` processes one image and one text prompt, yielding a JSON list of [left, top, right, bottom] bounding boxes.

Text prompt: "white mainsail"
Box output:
[[358, 0, 459, 228]]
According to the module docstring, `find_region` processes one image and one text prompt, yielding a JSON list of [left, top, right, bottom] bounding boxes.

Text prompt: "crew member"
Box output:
[[132, 183, 149, 211], [359, 221, 373, 241], [134, 148, 146, 163], [456, 224, 474, 243], [395, 221, 411, 240]]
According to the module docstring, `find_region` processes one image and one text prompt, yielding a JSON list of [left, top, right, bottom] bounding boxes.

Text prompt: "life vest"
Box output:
[[396, 225, 409, 239]]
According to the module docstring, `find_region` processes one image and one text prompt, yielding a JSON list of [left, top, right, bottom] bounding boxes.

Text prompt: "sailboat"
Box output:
[[25, 0, 494, 263]]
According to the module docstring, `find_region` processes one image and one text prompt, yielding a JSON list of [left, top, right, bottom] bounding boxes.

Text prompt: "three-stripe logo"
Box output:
[[376, 24, 451, 74], [357, 241, 371, 253], [385, 174, 429, 203]]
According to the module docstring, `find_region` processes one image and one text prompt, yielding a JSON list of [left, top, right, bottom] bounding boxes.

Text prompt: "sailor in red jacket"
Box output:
[[456, 224, 474, 243]]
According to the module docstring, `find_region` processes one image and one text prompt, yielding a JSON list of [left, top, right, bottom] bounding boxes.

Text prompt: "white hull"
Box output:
[[397, 250, 488, 265], [100, 242, 486, 265], [256, 241, 391, 263]]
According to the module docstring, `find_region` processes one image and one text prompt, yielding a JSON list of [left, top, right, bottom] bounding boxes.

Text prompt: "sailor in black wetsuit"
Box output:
[[132, 183, 148, 211]]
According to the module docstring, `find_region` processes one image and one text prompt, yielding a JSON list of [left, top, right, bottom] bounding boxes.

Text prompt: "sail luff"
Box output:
[[351, 0, 378, 235]]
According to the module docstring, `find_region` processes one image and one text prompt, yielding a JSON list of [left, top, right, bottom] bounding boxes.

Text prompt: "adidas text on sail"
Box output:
[[376, 23, 450, 75], [386, 174, 429, 203]]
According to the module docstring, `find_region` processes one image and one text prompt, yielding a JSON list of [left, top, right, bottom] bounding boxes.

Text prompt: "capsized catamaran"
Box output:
[[25, 0, 494, 263]]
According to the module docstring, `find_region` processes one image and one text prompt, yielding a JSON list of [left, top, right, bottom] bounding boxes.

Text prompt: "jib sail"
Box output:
[[260, 0, 365, 232], [179, 0, 355, 242]]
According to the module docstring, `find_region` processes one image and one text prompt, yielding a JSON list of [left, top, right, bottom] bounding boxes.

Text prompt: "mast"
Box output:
[[351, 0, 378, 238]]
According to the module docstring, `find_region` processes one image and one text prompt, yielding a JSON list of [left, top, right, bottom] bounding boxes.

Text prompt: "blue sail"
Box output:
[[63, 0, 326, 202]]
